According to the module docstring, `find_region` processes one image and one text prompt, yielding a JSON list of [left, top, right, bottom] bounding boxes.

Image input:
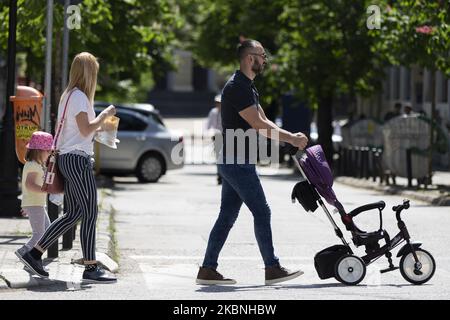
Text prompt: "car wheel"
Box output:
[[136, 153, 164, 183]]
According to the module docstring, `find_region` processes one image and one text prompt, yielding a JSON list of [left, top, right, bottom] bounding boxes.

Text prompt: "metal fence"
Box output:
[[336, 146, 430, 188]]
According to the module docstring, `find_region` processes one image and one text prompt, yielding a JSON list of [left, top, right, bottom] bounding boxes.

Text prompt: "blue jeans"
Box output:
[[202, 164, 279, 269]]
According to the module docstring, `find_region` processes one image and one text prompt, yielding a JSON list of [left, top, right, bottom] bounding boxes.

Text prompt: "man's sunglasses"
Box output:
[[248, 52, 268, 60]]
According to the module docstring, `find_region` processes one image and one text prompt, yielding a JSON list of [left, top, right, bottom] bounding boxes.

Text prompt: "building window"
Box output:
[[383, 77, 389, 100], [405, 68, 411, 100], [441, 77, 448, 103], [425, 70, 432, 102], [416, 82, 423, 104], [394, 67, 400, 100]]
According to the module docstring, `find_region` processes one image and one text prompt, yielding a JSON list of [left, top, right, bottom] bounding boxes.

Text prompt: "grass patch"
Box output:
[[108, 206, 119, 265], [97, 187, 119, 268]]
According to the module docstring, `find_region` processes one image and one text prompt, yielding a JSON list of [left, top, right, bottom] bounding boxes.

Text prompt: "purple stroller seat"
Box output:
[[299, 145, 345, 213], [298, 145, 377, 234]]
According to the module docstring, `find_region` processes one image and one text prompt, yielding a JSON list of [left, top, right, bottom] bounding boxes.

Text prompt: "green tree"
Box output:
[[179, 0, 284, 108], [186, 0, 384, 163], [0, 0, 180, 104], [276, 0, 386, 163], [371, 0, 450, 180]]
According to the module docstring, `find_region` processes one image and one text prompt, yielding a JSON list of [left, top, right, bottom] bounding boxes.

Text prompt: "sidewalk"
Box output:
[[0, 185, 118, 290], [335, 170, 450, 206]]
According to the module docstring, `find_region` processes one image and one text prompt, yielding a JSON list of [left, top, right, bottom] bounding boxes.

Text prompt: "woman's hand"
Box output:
[[102, 105, 116, 117], [76, 105, 116, 137]]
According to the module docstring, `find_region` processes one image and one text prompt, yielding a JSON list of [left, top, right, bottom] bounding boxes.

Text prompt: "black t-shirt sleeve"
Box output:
[[224, 83, 257, 112]]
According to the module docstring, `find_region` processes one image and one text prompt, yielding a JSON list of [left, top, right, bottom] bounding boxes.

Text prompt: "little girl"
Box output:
[[15, 131, 53, 259]]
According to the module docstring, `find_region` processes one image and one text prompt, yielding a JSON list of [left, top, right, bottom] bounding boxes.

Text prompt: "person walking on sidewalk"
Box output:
[[196, 39, 308, 286], [206, 94, 223, 185], [15, 132, 53, 260], [17, 52, 117, 283]]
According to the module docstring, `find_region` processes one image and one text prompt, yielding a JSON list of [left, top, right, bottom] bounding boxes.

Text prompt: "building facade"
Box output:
[[148, 49, 227, 117], [357, 66, 450, 126], [357, 66, 450, 168]]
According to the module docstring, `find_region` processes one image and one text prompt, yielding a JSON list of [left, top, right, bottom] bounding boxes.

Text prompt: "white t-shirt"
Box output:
[[56, 88, 96, 155]]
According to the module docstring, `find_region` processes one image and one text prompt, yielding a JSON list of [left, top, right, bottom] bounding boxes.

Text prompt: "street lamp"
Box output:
[[0, 0, 20, 217]]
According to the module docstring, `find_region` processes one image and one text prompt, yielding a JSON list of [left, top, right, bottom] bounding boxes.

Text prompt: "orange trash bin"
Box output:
[[10, 86, 44, 164]]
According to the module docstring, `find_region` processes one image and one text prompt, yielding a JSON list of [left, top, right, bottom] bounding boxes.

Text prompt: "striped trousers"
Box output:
[[37, 152, 98, 261]]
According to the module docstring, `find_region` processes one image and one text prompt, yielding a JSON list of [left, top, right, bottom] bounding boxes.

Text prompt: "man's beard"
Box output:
[[251, 60, 265, 75]]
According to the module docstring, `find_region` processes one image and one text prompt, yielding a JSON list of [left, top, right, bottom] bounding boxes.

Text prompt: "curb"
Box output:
[[336, 176, 450, 206], [70, 188, 119, 273], [0, 276, 10, 290]]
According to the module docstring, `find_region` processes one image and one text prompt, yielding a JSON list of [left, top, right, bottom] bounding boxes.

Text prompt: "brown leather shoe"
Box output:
[[196, 267, 237, 285], [265, 265, 304, 285]]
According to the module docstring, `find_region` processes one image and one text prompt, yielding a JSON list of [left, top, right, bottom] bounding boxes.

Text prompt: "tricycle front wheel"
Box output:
[[399, 248, 436, 285]]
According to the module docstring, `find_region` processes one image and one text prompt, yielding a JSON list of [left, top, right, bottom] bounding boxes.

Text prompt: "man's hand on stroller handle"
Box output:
[[289, 132, 308, 150]]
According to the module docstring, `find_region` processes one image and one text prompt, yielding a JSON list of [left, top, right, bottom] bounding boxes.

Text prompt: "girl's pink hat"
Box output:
[[26, 131, 53, 151]]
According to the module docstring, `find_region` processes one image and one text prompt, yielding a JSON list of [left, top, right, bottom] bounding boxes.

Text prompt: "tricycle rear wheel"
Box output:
[[335, 255, 366, 285]]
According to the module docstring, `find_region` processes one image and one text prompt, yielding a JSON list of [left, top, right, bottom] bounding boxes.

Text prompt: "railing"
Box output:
[[336, 146, 383, 182], [336, 146, 429, 188]]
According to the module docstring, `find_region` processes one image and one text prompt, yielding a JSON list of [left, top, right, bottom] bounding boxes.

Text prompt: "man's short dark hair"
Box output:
[[394, 102, 402, 109], [237, 39, 260, 61]]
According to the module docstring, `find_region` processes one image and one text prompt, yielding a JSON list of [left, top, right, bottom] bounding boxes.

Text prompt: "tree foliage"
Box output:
[[185, 0, 385, 162], [0, 0, 181, 102], [371, 0, 450, 75]]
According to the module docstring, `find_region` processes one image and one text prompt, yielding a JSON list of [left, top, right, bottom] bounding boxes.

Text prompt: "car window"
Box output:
[[117, 112, 147, 131], [148, 113, 165, 128]]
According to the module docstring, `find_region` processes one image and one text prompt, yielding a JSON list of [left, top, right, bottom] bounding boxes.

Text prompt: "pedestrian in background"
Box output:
[[17, 52, 117, 284], [14, 132, 53, 261], [404, 104, 415, 116], [206, 94, 223, 185], [384, 102, 402, 122]]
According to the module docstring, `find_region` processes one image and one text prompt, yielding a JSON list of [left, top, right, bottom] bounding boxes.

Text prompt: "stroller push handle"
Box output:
[[284, 143, 299, 155], [349, 201, 386, 217]]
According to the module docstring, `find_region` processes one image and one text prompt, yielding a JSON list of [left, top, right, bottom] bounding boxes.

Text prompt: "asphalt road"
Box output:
[[2, 164, 449, 300]]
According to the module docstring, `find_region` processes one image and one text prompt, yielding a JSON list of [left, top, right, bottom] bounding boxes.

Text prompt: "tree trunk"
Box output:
[[428, 69, 436, 185], [317, 95, 334, 165]]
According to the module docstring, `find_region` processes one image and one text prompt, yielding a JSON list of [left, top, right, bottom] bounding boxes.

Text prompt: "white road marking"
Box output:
[[130, 255, 312, 260], [130, 255, 450, 261]]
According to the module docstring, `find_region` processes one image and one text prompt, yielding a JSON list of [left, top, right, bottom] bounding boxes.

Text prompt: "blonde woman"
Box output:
[[18, 52, 117, 283]]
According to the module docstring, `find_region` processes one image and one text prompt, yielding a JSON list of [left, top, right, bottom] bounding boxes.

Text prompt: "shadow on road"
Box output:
[[195, 281, 431, 293], [24, 279, 93, 293], [0, 235, 28, 245], [195, 282, 350, 293]]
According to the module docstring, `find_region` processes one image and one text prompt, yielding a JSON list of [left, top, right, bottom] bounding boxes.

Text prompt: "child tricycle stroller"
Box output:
[[288, 144, 436, 285]]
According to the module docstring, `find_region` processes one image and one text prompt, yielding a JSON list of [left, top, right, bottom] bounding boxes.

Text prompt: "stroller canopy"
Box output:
[[299, 145, 344, 212]]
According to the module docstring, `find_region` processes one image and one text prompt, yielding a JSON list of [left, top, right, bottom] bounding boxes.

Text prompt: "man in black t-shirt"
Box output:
[[197, 40, 309, 286]]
